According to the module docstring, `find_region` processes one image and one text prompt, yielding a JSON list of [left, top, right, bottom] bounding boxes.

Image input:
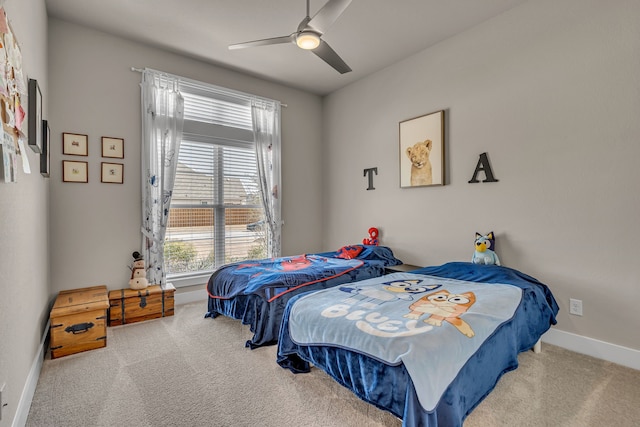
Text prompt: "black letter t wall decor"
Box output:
[[363, 167, 378, 190]]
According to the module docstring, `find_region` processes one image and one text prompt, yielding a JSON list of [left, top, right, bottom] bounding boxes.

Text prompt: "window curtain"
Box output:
[[251, 100, 282, 258], [140, 69, 185, 285]]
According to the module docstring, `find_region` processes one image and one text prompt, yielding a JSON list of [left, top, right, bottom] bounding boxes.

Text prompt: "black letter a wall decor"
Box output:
[[469, 152, 499, 183], [363, 167, 378, 190]]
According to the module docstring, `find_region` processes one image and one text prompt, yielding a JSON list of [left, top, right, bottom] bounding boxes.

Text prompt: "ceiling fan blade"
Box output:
[[229, 34, 295, 50], [311, 39, 351, 74], [307, 0, 352, 34]]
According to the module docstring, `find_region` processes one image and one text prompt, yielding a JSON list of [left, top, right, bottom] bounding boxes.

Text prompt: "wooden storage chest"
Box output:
[[108, 283, 175, 326], [49, 285, 109, 359]]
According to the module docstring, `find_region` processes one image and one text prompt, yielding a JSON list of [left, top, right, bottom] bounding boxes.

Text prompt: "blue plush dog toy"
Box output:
[[472, 231, 501, 266]]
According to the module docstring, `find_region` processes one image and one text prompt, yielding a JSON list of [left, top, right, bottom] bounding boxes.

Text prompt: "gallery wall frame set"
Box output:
[[399, 110, 445, 188], [60, 132, 125, 183]]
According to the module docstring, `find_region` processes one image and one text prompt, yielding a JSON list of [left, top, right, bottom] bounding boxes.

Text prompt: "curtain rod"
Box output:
[[130, 67, 287, 108]]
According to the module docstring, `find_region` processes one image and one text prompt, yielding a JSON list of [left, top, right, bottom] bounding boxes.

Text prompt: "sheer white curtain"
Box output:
[[140, 69, 184, 286], [252, 99, 282, 258]]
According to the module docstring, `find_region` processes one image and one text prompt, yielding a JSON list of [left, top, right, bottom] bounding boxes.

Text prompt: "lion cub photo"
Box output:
[[406, 139, 433, 186]]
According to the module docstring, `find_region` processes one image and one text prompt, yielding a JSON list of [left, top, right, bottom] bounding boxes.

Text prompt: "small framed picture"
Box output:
[[101, 162, 123, 184], [62, 132, 88, 156], [102, 136, 124, 158], [62, 160, 88, 183], [40, 120, 50, 177], [28, 79, 43, 154]]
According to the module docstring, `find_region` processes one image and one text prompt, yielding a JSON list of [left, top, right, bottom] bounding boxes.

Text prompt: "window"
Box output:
[[164, 79, 277, 285]]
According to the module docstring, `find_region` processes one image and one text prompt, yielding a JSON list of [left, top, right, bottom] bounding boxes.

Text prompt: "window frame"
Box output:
[[165, 80, 273, 288]]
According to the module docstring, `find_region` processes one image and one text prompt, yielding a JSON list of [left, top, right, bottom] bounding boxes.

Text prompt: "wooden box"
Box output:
[[108, 283, 175, 326], [49, 285, 109, 359]]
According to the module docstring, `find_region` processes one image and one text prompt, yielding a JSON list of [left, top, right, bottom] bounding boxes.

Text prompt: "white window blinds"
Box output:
[[164, 78, 272, 280]]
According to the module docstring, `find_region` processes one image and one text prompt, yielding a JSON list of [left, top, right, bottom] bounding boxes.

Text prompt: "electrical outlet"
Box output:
[[0, 382, 6, 421], [569, 298, 583, 316]]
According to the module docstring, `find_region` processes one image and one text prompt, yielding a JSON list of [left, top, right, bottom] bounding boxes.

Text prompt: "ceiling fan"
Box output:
[[229, 0, 352, 74]]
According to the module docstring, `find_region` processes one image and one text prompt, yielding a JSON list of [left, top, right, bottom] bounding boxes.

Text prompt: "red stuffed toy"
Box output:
[[337, 245, 363, 259], [362, 227, 379, 246]]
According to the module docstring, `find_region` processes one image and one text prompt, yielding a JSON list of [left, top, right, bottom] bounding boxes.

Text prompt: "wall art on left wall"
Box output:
[[28, 79, 43, 153], [40, 120, 50, 177], [62, 160, 88, 183], [101, 162, 123, 184], [62, 132, 88, 156], [101, 136, 124, 158]]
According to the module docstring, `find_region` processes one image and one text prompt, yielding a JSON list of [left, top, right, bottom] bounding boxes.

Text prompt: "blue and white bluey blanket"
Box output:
[[288, 272, 523, 412]]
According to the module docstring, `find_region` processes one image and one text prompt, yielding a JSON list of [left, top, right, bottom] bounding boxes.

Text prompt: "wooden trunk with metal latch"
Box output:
[[49, 285, 109, 359], [108, 284, 175, 326]]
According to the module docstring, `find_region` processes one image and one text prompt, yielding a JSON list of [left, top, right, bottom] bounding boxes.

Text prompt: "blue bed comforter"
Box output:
[[207, 245, 401, 302], [207, 255, 365, 301], [277, 262, 559, 426], [206, 245, 402, 348]]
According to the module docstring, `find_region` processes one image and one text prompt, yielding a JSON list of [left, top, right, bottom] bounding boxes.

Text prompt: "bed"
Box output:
[[205, 245, 402, 348], [277, 262, 559, 427]]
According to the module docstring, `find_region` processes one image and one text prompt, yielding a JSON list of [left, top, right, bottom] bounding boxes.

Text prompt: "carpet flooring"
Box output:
[[26, 302, 640, 426]]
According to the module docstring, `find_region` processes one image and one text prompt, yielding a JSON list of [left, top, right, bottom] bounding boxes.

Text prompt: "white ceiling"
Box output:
[[45, 0, 527, 96]]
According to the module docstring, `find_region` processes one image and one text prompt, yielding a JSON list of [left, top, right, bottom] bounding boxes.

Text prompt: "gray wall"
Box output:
[[322, 0, 640, 351], [0, 1, 48, 425], [47, 18, 324, 296]]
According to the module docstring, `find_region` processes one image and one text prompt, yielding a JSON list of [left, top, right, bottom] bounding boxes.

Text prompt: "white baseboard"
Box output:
[[174, 288, 208, 305], [542, 328, 640, 371], [13, 320, 49, 427]]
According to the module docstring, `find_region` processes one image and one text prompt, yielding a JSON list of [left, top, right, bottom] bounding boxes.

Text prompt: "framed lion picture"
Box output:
[[399, 110, 445, 188]]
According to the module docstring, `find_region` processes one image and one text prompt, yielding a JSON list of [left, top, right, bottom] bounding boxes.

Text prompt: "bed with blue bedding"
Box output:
[[277, 262, 559, 427], [205, 245, 402, 348]]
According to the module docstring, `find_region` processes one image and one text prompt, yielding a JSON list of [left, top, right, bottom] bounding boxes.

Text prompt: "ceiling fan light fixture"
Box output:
[[296, 31, 321, 50]]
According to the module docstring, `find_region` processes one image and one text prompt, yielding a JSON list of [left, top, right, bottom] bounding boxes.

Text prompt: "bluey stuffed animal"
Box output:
[[471, 232, 500, 266]]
